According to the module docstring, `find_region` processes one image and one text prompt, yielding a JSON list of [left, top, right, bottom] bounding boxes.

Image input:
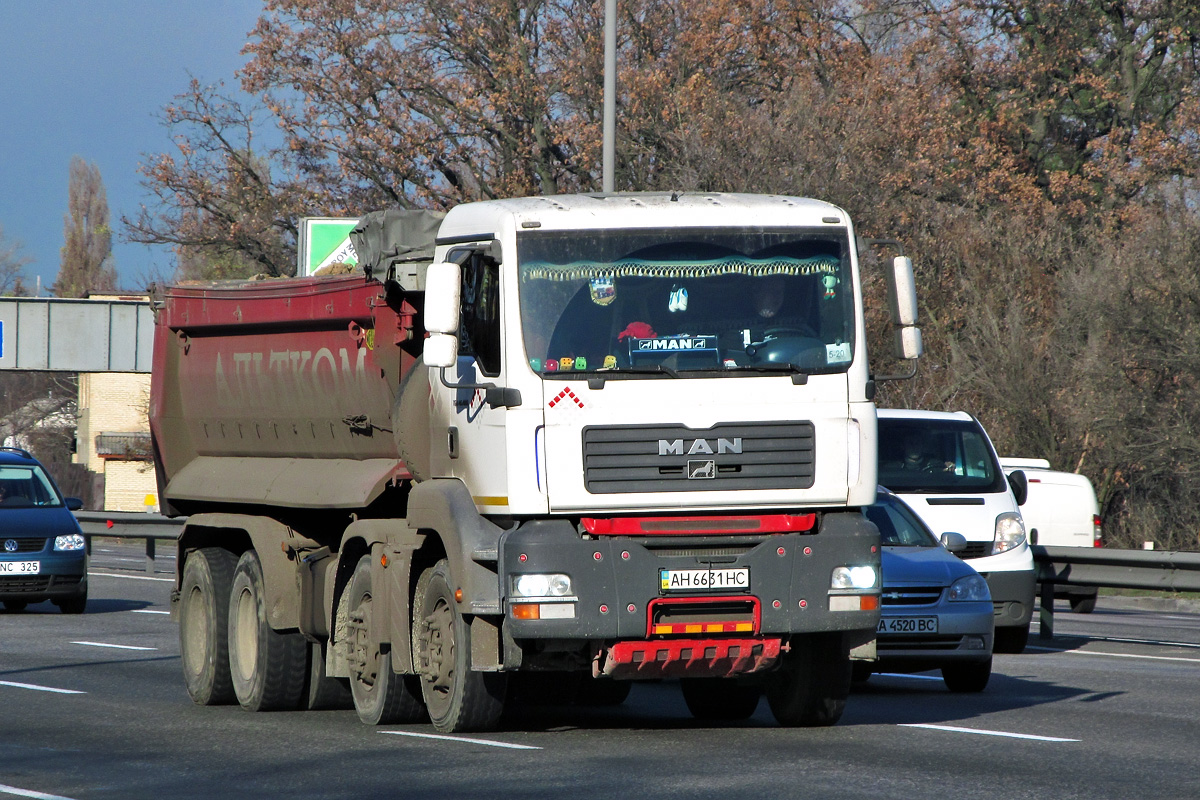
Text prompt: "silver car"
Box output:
[[855, 490, 995, 692]]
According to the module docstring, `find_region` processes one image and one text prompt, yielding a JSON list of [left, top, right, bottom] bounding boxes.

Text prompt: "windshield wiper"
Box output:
[[724, 363, 810, 384]]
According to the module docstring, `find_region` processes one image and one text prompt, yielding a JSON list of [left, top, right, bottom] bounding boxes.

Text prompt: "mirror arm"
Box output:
[[437, 367, 522, 409], [872, 360, 919, 383]]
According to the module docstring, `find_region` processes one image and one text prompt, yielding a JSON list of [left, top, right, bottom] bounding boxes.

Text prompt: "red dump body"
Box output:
[[149, 273, 420, 513]]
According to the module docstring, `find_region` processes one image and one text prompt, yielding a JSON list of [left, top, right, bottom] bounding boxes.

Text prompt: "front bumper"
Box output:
[[0, 551, 88, 603], [978, 567, 1036, 628], [873, 601, 994, 671], [497, 512, 880, 674]]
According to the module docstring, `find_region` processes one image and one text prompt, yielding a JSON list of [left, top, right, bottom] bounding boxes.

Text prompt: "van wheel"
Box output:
[[942, 659, 991, 692], [993, 624, 1030, 654], [179, 547, 238, 705], [766, 634, 851, 727], [1069, 593, 1097, 614], [3, 600, 28, 612], [55, 586, 87, 614], [413, 559, 506, 732], [681, 678, 760, 720], [228, 550, 308, 711], [342, 555, 426, 724]]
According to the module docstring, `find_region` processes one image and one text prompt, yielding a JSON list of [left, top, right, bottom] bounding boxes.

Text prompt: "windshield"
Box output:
[[877, 418, 1008, 493], [516, 227, 855, 376], [0, 464, 64, 508], [864, 494, 938, 547]]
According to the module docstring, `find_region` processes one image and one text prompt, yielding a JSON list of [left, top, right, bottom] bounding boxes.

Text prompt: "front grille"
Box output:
[[957, 542, 992, 560], [1, 538, 48, 554], [0, 576, 53, 593], [877, 635, 966, 651], [583, 421, 815, 494], [881, 586, 943, 606]]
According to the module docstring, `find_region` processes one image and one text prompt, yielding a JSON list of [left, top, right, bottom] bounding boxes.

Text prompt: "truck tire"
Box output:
[[575, 679, 632, 707], [993, 623, 1030, 654], [179, 547, 238, 705], [342, 555, 426, 724], [681, 678, 760, 721], [305, 640, 354, 711], [227, 550, 308, 711], [942, 658, 992, 693], [413, 559, 507, 732], [765, 634, 851, 727]]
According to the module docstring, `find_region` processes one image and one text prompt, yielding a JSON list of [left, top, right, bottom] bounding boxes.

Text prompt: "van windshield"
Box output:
[[877, 418, 1008, 494], [0, 465, 64, 508]]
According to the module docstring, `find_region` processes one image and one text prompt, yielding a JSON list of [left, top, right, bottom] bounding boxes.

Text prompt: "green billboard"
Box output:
[[299, 217, 360, 276]]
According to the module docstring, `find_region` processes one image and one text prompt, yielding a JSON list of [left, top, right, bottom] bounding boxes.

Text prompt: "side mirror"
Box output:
[[423, 333, 458, 369], [939, 532, 968, 553], [424, 261, 462, 335], [1007, 469, 1028, 506], [65, 497, 83, 511], [885, 256, 923, 361]]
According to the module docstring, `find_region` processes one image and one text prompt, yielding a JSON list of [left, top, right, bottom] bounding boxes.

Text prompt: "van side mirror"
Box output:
[[939, 532, 968, 553], [1007, 469, 1028, 506], [65, 497, 83, 511]]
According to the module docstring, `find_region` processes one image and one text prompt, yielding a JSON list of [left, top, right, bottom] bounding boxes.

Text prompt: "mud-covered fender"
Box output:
[[337, 518, 425, 673], [178, 512, 318, 631], [405, 478, 504, 616]]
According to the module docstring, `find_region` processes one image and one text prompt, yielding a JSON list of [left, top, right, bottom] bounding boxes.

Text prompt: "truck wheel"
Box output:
[[179, 547, 238, 705], [765, 634, 851, 727], [343, 555, 426, 724], [993, 623, 1030, 654], [227, 550, 308, 711], [305, 640, 354, 710], [681, 678, 760, 720], [851, 662, 873, 684], [413, 559, 507, 732], [1069, 593, 1097, 614], [942, 658, 991, 693]]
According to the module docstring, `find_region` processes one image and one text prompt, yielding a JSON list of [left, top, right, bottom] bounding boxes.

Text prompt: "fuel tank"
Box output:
[[149, 273, 423, 512]]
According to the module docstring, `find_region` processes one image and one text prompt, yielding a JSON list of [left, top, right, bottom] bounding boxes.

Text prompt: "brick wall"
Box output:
[[103, 459, 159, 513]]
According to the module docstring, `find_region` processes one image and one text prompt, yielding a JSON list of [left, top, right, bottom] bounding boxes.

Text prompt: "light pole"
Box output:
[[602, 0, 616, 193]]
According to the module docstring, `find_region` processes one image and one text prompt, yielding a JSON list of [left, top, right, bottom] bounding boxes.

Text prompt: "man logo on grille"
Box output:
[[4, 539, 17, 552], [688, 460, 716, 479]]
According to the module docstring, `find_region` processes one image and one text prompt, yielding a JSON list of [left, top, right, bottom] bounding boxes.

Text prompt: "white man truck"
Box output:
[[151, 192, 922, 732]]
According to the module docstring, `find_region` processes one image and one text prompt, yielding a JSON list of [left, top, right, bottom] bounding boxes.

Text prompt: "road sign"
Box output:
[[298, 217, 361, 276]]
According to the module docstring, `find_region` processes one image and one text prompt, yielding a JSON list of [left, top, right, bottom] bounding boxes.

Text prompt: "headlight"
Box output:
[[831, 565, 877, 590], [992, 512, 1026, 555], [947, 574, 990, 602], [54, 533, 86, 552], [512, 573, 573, 598]]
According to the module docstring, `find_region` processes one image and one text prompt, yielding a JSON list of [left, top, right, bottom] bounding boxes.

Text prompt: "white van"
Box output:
[[877, 410, 1036, 653], [1000, 458, 1102, 612]]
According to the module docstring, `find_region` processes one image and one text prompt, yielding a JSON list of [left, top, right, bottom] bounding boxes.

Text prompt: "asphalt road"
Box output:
[[1, 541, 1198, 800]]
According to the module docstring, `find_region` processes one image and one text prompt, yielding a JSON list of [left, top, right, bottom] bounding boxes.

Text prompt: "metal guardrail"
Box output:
[[1031, 544, 1200, 638], [74, 511, 184, 574]]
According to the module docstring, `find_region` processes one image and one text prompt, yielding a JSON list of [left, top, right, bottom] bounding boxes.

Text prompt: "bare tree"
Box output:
[[0, 224, 30, 296], [54, 156, 117, 298]]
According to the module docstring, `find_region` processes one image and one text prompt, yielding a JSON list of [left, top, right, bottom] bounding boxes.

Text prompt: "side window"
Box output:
[[452, 248, 502, 377]]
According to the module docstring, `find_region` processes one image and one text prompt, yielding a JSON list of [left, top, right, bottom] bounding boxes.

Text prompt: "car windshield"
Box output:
[[877, 418, 1008, 493], [864, 495, 938, 547], [0, 464, 64, 508], [516, 227, 855, 377]]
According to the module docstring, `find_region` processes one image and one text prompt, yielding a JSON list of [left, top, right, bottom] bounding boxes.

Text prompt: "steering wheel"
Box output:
[[764, 325, 819, 340]]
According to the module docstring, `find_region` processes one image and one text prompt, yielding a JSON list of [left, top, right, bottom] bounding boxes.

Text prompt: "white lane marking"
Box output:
[[1026, 646, 1200, 664], [88, 571, 172, 583], [70, 641, 157, 651], [0, 783, 78, 800], [876, 672, 942, 681], [1046, 633, 1200, 650], [900, 723, 1079, 742], [131, 609, 170, 615], [379, 731, 542, 750], [0, 681, 85, 695]]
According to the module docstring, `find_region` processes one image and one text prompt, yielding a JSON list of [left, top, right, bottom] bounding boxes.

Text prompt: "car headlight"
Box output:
[[512, 573, 573, 598], [54, 533, 86, 552], [831, 565, 877, 590], [992, 512, 1026, 555], [947, 574, 991, 602]]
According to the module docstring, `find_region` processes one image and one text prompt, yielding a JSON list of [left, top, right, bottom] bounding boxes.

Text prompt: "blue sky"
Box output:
[[0, 1, 265, 293]]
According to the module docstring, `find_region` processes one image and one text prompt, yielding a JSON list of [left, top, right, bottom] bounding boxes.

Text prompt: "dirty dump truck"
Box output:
[[151, 193, 923, 733]]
